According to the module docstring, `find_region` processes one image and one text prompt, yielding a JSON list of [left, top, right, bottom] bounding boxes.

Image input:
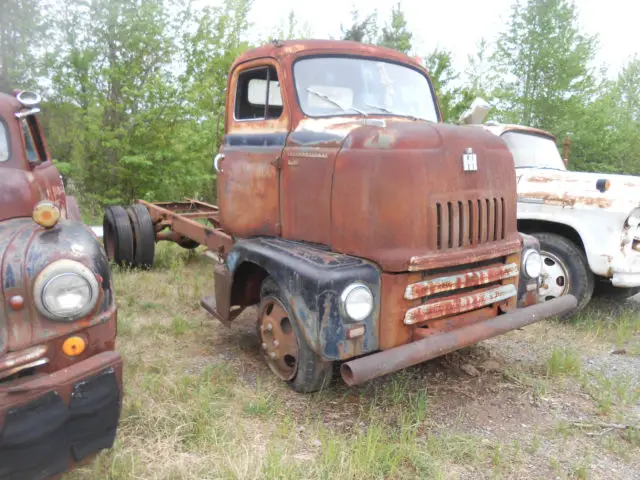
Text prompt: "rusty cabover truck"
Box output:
[[104, 40, 576, 393], [0, 90, 122, 479]]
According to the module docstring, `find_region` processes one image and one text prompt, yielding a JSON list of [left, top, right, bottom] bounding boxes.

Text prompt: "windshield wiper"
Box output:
[[306, 87, 367, 116], [365, 103, 420, 121]]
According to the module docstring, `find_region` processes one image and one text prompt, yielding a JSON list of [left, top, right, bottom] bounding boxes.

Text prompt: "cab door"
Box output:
[[217, 60, 289, 238], [20, 114, 67, 215]]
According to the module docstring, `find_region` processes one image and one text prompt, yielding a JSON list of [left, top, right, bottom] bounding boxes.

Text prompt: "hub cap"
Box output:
[[538, 251, 570, 301], [257, 298, 299, 381]]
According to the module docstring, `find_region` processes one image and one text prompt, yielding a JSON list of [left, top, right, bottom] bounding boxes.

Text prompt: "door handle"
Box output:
[[214, 153, 225, 173]]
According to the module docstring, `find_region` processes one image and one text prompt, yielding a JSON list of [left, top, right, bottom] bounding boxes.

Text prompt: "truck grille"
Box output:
[[403, 260, 518, 325], [435, 197, 506, 249]]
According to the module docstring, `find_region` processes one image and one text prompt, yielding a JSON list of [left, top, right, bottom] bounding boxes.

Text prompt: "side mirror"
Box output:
[[459, 97, 491, 125]]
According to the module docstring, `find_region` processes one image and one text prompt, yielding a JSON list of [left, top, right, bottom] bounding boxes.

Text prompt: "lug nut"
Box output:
[[265, 323, 273, 332], [273, 340, 279, 347], [269, 352, 278, 359], [261, 343, 267, 350]]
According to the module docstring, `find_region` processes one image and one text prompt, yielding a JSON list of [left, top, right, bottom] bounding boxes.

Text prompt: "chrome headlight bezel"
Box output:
[[340, 282, 374, 322], [522, 249, 542, 279], [33, 259, 100, 322]]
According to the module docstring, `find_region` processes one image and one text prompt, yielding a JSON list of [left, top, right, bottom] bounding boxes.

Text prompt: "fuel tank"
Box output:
[[330, 120, 519, 272]]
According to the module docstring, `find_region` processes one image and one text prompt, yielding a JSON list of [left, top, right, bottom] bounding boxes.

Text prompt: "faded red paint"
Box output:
[[0, 92, 68, 221]]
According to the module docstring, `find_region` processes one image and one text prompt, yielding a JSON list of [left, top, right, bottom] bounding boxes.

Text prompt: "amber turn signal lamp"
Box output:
[[32, 200, 61, 228], [62, 336, 86, 357], [9, 295, 25, 311], [596, 178, 610, 193]]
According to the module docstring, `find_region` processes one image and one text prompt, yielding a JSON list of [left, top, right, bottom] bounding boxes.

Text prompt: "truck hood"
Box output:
[[517, 168, 640, 212], [329, 120, 520, 272], [0, 167, 48, 221]]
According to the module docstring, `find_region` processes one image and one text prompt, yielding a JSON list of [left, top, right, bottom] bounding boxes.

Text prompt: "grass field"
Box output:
[[66, 244, 639, 479]]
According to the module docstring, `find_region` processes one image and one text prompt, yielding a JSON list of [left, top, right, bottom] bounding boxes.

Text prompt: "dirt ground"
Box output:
[[66, 247, 640, 479]]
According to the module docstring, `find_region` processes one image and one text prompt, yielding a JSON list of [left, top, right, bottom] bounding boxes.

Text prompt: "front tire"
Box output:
[[258, 278, 333, 393], [532, 232, 594, 315]]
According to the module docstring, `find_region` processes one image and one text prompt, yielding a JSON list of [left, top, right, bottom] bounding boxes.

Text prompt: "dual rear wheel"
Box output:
[[103, 205, 155, 269]]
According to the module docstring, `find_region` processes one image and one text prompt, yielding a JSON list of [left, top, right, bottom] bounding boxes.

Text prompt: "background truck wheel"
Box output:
[[103, 206, 135, 267], [127, 204, 156, 269], [532, 232, 594, 315], [258, 278, 333, 393]]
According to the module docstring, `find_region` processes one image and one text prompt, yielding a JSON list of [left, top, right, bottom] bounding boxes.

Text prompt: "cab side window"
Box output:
[[22, 119, 38, 162], [21, 117, 47, 163], [235, 66, 283, 120], [0, 120, 9, 162]]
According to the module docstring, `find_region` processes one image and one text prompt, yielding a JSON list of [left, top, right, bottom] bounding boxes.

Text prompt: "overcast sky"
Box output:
[[234, 0, 639, 79]]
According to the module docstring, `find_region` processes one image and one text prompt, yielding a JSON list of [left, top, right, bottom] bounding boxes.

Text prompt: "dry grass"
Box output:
[[65, 244, 640, 480]]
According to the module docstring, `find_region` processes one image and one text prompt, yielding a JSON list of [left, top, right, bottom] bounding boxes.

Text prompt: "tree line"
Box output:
[[1, 0, 639, 213]]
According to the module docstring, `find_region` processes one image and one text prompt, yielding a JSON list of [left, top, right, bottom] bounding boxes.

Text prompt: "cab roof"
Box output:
[[231, 39, 425, 71], [481, 122, 557, 141]]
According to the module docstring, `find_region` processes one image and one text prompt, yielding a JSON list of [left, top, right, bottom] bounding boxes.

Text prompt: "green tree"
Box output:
[[424, 48, 474, 122], [341, 9, 378, 43], [0, 0, 45, 91], [378, 2, 412, 54], [491, 0, 598, 133]]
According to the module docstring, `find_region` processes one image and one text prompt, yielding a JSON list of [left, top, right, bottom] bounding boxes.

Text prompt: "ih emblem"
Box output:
[[462, 147, 478, 172]]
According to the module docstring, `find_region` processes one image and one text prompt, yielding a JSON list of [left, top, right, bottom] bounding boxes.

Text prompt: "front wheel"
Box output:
[[258, 278, 333, 393], [532, 232, 594, 316]]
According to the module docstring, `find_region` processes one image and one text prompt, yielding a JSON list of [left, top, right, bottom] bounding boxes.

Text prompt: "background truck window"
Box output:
[[0, 121, 9, 162]]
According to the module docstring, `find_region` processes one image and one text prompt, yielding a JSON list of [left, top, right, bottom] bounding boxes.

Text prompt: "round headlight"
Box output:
[[34, 260, 99, 321], [523, 249, 542, 279], [340, 283, 374, 321]]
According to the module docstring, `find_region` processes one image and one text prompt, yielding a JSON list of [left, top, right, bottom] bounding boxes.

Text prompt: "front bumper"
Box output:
[[0, 351, 122, 480], [610, 250, 640, 287], [341, 295, 577, 386]]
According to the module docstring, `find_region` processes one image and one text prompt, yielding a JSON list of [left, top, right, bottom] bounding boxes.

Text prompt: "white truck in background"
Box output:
[[461, 99, 640, 313]]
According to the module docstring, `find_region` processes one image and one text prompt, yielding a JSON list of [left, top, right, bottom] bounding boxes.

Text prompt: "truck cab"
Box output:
[[0, 90, 122, 478], [461, 98, 640, 312], [108, 40, 576, 393]]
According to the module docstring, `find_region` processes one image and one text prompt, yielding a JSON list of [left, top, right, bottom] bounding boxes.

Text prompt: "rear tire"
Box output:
[[103, 206, 135, 267], [258, 278, 333, 393], [127, 204, 156, 269], [532, 232, 594, 316]]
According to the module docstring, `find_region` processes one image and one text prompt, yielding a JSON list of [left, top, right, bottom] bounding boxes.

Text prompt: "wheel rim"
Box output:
[[257, 298, 299, 381], [538, 250, 570, 301]]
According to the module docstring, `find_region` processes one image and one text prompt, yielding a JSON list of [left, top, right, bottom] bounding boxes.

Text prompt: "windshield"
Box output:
[[293, 56, 439, 121], [501, 131, 566, 170], [0, 120, 8, 162]]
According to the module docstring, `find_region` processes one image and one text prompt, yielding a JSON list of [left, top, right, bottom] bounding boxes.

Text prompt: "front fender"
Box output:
[[1, 218, 115, 354], [226, 238, 381, 361]]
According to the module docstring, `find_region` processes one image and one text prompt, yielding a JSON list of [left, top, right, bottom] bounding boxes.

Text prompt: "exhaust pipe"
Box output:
[[340, 295, 577, 386]]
